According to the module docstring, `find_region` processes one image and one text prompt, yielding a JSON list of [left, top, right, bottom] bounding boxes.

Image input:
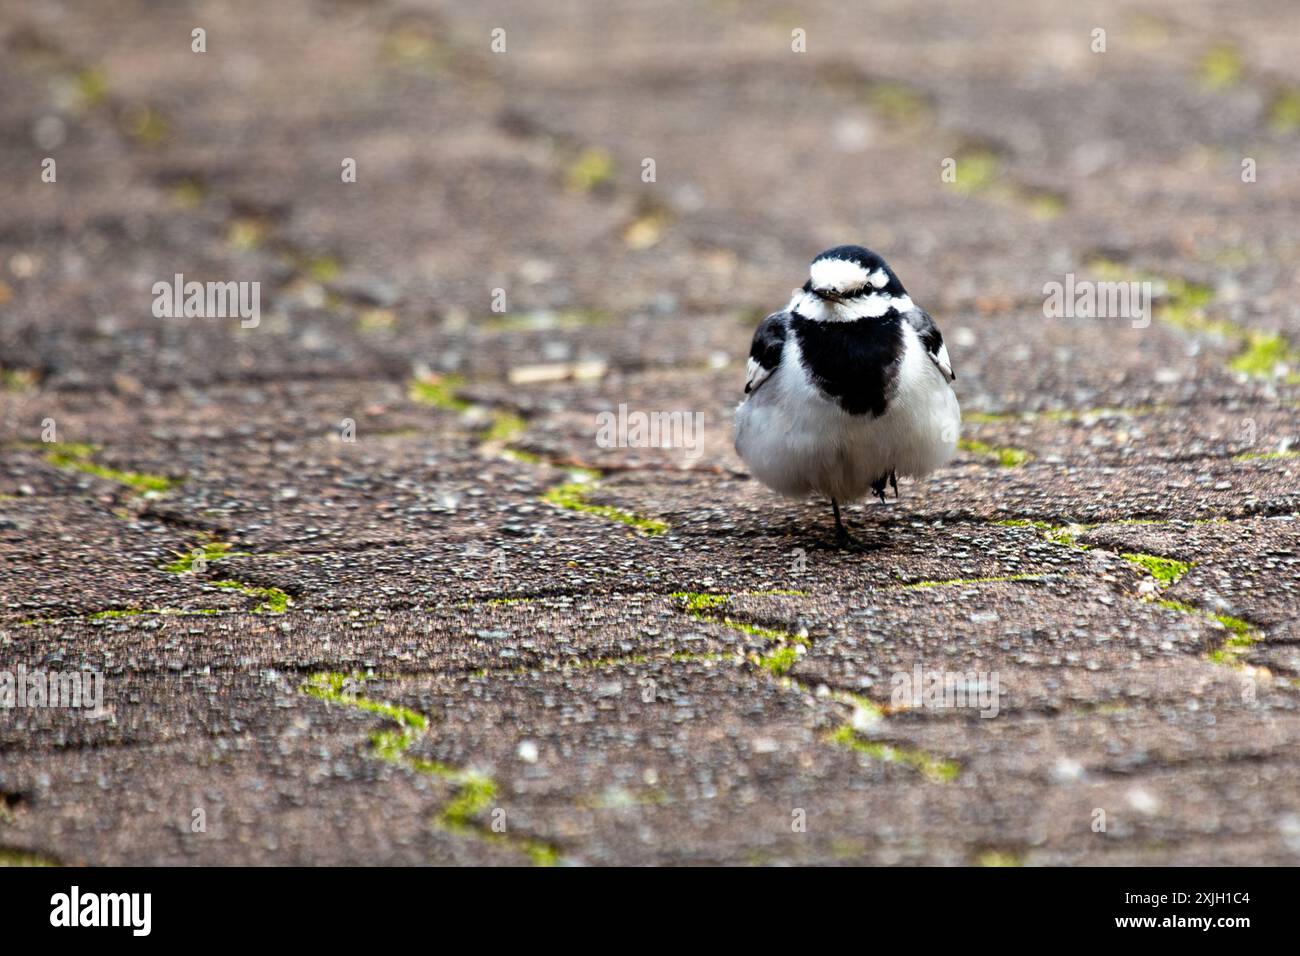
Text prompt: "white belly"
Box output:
[[734, 326, 960, 502]]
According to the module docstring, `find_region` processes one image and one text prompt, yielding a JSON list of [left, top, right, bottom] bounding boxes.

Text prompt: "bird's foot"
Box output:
[[834, 523, 875, 552], [889, 469, 899, 499], [870, 475, 889, 505], [831, 497, 877, 552]]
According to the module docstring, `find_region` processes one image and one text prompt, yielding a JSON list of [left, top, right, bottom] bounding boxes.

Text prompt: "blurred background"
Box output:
[[1, 1, 1299, 866]]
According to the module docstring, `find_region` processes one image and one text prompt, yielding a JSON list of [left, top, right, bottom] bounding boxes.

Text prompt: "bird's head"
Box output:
[[806, 245, 906, 302]]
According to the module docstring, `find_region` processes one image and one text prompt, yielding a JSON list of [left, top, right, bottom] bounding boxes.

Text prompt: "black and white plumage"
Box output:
[[734, 245, 960, 548]]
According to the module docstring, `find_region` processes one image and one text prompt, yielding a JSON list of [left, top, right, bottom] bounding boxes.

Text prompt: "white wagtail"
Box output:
[[734, 245, 960, 549]]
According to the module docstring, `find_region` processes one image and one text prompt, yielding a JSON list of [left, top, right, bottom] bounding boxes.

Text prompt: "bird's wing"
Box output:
[[745, 311, 788, 395], [903, 308, 955, 381]]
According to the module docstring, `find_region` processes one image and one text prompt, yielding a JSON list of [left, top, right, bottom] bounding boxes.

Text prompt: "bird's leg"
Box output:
[[831, 498, 871, 552], [870, 475, 888, 504], [889, 469, 899, 499]]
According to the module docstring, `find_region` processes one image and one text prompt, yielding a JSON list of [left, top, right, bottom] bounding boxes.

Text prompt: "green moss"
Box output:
[[301, 672, 559, 865], [899, 573, 1047, 589], [756, 644, 800, 676], [673, 591, 726, 615], [566, 148, 614, 192], [865, 82, 930, 125], [169, 179, 206, 209], [0, 847, 58, 867], [408, 375, 471, 412], [124, 106, 169, 146], [500, 447, 544, 466], [958, 438, 1030, 467], [1198, 43, 1243, 89], [965, 405, 1161, 424], [0, 368, 37, 391], [674, 592, 798, 642], [946, 149, 1000, 195], [26, 606, 227, 625], [995, 518, 1090, 550], [73, 68, 109, 109], [485, 309, 614, 332], [542, 482, 667, 535], [1089, 261, 1297, 380], [438, 773, 497, 831], [483, 412, 527, 444], [1228, 333, 1296, 377], [827, 726, 959, 783], [211, 580, 290, 613], [45, 443, 179, 493], [1025, 189, 1067, 220], [383, 24, 454, 72], [1270, 86, 1300, 134], [302, 256, 341, 283], [1234, 449, 1300, 461], [1121, 553, 1192, 586], [1155, 601, 1259, 666], [977, 849, 1023, 867], [163, 540, 251, 573]]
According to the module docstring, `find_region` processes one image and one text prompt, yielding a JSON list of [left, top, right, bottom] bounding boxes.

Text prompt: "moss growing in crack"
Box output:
[[827, 726, 959, 783], [1121, 553, 1192, 586], [967, 405, 1163, 425], [864, 81, 930, 126], [73, 68, 109, 109], [899, 573, 1049, 590], [301, 256, 341, 284], [977, 849, 1023, 867], [946, 148, 1000, 195], [437, 773, 497, 831], [1090, 260, 1297, 380], [542, 482, 667, 535], [0, 847, 58, 867], [210, 580, 290, 613], [24, 606, 226, 626], [483, 412, 527, 444], [408, 375, 470, 412], [124, 106, 169, 147], [485, 309, 614, 332], [1234, 449, 1300, 461], [1, 368, 37, 391], [674, 592, 800, 643], [672, 592, 728, 615], [1229, 333, 1298, 379], [88, 608, 146, 620], [996, 519, 1089, 549], [163, 540, 251, 573], [500, 447, 544, 466], [1270, 86, 1300, 134], [565, 148, 614, 192], [756, 644, 800, 676], [301, 672, 559, 865], [1198, 43, 1244, 89], [675, 592, 808, 673], [45, 443, 178, 493], [1155, 600, 1259, 666], [958, 438, 1030, 468]]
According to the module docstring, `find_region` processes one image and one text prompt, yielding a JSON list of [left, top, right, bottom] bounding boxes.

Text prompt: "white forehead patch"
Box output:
[[790, 290, 914, 322], [810, 257, 870, 293]]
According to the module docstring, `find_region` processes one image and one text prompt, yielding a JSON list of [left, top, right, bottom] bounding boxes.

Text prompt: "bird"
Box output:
[[734, 244, 960, 550]]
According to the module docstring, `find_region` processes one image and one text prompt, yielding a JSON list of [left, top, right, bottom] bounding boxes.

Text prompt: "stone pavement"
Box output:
[[1, 0, 1298, 865]]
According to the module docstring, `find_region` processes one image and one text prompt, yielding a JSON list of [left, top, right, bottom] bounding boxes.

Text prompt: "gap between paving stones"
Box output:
[[995, 518, 1277, 675], [301, 672, 560, 866]]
